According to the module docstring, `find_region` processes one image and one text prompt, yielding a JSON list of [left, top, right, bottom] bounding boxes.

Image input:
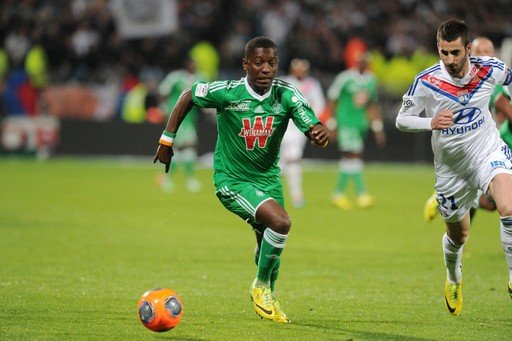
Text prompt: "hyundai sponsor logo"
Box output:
[[442, 107, 484, 135]]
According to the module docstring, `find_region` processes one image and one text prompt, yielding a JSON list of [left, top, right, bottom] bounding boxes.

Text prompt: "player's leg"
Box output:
[[155, 155, 179, 192], [332, 157, 352, 208], [252, 200, 291, 322], [353, 129, 374, 208], [215, 181, 290, 322], [436, 174, 476, 315], [280, 130, 306, 208], [443, 215, 470, 316], [254, 200, 290, 285], [332, 128, 353, 209], [283, 160, 304, 207], [181, 146, 201, 192], [487, 172, 512, 298], [352, 156, 374, 208]]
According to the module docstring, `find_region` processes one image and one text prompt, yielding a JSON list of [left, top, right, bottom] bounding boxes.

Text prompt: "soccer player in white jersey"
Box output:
[[154, 36, 330, 323], [280, 58, 326, 208], [396, 19, 512, 316]]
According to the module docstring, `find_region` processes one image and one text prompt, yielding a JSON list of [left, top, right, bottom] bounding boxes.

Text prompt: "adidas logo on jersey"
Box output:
[[254, 106, 264, 114]]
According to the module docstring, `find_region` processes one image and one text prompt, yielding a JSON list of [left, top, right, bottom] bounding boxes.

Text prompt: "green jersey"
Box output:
[[159, 69, 200, 146], [493, 84, 512, 147], [327, 69, 378, 131], [489, 84, 509, 115], [190, 77, 319, 186]]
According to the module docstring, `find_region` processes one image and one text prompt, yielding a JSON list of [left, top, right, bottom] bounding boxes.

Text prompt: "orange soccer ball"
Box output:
[[137, 288, 183, 332]]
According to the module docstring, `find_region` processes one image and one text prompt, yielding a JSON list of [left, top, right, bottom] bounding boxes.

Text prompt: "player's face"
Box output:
[[291, 61, 308, 80], [438, 37, 470, 78], [243, 47, 279, 95], [472, 40, 495, 57]]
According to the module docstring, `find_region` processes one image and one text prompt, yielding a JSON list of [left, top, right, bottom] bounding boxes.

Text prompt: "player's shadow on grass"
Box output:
[[293, 321, 436, 341]]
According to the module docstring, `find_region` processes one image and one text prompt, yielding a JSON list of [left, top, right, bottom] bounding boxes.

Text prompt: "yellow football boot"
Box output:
[[250, 283, 276, 321], [444, 279, 463, 316], [357, 194, 375, 208], [424, 192, 439, 222], [508, 282, 512, 300], [332, 194, 353, 210], [272, 293, 290, 323]]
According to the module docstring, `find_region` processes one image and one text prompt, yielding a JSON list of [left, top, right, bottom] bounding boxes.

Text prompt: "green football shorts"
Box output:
[[215, 178, 284, 232], [338, 126, 366, 153]]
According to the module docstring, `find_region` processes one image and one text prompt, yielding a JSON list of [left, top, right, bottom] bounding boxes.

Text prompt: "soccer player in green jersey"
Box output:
[[156, 57, 202, 193], [423, 36, 512, 222], [154, 36, 330, 323], [327, 52, 386, 210]]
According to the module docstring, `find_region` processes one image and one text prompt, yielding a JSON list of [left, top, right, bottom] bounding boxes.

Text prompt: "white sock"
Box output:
[[284, 162, 303, 202], [500, 216, 512, 284], [442, 233, 464, 284]]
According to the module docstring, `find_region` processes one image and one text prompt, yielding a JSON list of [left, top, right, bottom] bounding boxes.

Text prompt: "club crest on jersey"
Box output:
[[442, 107, 484, 135], [272, 102, 283, 114], [456, 90, 470, 103], [239, 116, 275, 150]]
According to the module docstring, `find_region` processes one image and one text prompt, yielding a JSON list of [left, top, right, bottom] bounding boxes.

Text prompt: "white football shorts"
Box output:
[[435, 143, 512, 223]]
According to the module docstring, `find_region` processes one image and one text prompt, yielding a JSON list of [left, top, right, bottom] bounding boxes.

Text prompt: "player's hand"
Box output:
[[374, 130, 386, 148], [308, 123, 330, 148], [153, 144, 174, 173], [431, 109, 453, 130]]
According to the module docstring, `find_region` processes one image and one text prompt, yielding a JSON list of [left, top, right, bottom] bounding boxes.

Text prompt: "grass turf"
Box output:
[[0, 157, 510, 340]]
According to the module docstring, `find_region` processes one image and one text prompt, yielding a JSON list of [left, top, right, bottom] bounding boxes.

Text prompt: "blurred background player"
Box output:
[[156, 57, 202, 193], [423, 36, 512, 222], [279, 58, 325, 208], [327, 52, 386, 210]]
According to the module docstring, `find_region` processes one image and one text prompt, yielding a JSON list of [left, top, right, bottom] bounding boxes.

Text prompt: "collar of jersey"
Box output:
[[244, 77, 272, 101], [440, 56, 473, 86]]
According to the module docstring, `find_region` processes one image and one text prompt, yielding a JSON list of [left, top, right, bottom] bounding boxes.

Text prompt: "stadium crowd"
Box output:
[[1, 0, 512, 119]]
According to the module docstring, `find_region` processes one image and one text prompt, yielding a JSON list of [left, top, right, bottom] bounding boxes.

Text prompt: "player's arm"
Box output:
[[494, 93, 512, 123], [153, 88, 194, 172], [288, 89, 330, 147], [396, 93, 437, 132], [367, 103, 386, 147]]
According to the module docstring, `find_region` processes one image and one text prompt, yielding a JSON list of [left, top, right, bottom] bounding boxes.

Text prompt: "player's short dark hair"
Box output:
[[244, 36, 278, 58], [437, 19, 470, 46]]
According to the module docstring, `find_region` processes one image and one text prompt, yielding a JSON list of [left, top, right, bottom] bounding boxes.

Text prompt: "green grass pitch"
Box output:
[[0, 157, 510, 340]]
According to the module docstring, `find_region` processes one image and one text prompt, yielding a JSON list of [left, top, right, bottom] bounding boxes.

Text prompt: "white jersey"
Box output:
[[281, 75, 325, 115], [396, 56, 512, 177], [279, 75, 325, 160]]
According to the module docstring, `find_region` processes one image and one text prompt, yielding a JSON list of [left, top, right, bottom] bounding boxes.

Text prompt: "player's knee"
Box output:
[[271, 214, 291, 235], [497, 203, 512, 217], [447, 229, 469, 246]]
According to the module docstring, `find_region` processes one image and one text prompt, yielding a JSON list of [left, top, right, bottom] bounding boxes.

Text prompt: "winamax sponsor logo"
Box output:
[[239, 116, 275, 149]]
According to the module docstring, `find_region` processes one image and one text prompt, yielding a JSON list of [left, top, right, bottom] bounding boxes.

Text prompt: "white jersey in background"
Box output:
[[397, 56, 512, 177], [280, 75, 325, 155], [279, 74, 325, 208]]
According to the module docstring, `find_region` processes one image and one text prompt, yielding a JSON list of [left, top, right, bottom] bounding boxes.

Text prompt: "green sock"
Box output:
[[257, 228, 287, 284], [183, 160, 195, 177], [335, 172, 349, 193], [270, 258, 280, 292], [353, 172, 366, 195]]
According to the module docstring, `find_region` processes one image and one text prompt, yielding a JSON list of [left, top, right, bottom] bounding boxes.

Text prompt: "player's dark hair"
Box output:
[[437, 19, 470, 46], [244, 36, 278, 58]]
